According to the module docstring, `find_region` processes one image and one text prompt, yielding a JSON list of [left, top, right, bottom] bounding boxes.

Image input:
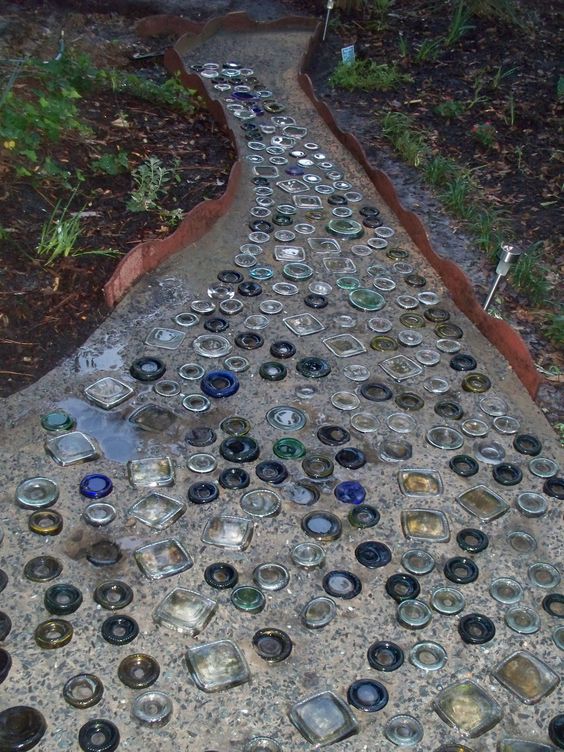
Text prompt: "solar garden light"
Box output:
[[483, 244, 522, 312], [323, 0, 335, 41]]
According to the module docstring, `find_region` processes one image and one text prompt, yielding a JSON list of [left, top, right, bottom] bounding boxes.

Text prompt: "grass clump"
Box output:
[[381, 112, 429, 166], [415, 39, 443, 63], [440, 174, 476, 220], [445, 1, 475, 46], [37, 189, 119, 265], [330, 60, 412, 91], [510, 242, 550, 306], [464, 0, 522, 24], [424, 154, 459, 187], [544, 312, 564, 347], [470, 208, 508, 259], [379, 110, 515, 269]]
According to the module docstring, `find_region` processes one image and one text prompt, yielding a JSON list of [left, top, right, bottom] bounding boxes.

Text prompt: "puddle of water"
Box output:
[[58, 397, 190, 463], [58, 397, 140, 463], [73, 343, 125, 373]]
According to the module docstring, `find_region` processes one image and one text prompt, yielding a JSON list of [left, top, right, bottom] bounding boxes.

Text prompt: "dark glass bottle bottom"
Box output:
[[101, 615, 139, 645], [78, 719, 120, 752], [367, 640, 404, 672], [0, 706, 46, 751], [118, 653, 160, 689], [347, 678, 388, 712], [458, 613, 496, 644]]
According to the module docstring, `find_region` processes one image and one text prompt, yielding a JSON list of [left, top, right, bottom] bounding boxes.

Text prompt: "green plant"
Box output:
[[380, 111, 411, 139], [491, 64, 517, 89], [513, 144, 525, 171], [510, 242, 550, 305], [49, 54, 197, 114], [364, 0, 395, 29], [36, 189, 119, 264], [445, 1, 475, 46], [424, 154, 458, 187], [92, 150, 130, 176], [0, 56, 196, 177], [397, 32, 409, 58], [503, 93, 516, 126], [471, 121, 497, 148], [467, 74, 489, 109], [0, 225, 11, 240], [435, 98, 465, 119], [544, 312, 564, 346], [159, 207, 185, 227], [381, 112, 429, 166], [469, 207, 508, 259], [415, 38, 443, 63], [440, 173, 476, 219], [330, 60, 412, 91], [0, 72, 91, 173], [465, 0, 522, 24], [37, 193, 81, 263], [372, 0, 393, 11], [127, 156, 181, 213]]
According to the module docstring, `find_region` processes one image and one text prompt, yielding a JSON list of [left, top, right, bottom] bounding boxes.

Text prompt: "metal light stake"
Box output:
[[483, 244, 522, 312], [323, 0, 335, 41]]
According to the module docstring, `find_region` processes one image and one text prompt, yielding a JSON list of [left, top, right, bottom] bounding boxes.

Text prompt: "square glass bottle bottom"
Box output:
[[185, 640, 250, 693], [289, 691, 359, 747], [154, 588, 217, 636]]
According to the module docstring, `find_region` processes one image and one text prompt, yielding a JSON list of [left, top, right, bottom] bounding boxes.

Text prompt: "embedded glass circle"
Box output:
[[401, 549, 435, 575], [367, 641, 404, 672], [409, 641, 447, 671], [528, 562, 561, 589], [63, 674, 104, 708], [347, 679, 388, 712], [301, 511, 342, 542], [322, 570, 362, 599], [430, 587, 465, 615], [384, 715, 424, 747], [301, 596, 336, 629], [15, 477, 59, 509], [504, 605, 541, 634], [253, 563, 290, 591], [231, 585, 266, 614], [252, 628, 292, 663], [458, 613, 496, 644], [131, 690, 173, 727], [396, 599, 432, 629], [291, 543, 325, 569], [346, 500, 380, 528], [240, 489, 281, 518]]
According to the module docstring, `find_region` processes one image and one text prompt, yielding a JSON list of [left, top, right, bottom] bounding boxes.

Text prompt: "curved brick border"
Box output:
[[104, 11, 541, 398]]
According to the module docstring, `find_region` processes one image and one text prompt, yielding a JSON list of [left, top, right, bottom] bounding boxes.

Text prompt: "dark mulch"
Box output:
[[0, 7, 235, 398], [305, 0, 563, 264]]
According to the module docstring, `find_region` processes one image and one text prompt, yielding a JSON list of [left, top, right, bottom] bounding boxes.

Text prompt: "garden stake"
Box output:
[[323, 0, 334, 41], [483, 244, 522, 312]]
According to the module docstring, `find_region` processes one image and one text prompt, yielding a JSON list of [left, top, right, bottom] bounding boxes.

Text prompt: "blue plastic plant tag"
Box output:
[[341, 45, 355, 64]]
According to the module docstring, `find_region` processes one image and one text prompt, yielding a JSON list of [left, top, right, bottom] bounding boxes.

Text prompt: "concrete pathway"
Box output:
[[1, 13, 562, 752]]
